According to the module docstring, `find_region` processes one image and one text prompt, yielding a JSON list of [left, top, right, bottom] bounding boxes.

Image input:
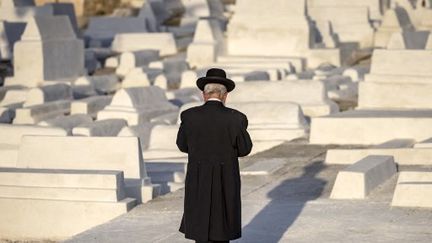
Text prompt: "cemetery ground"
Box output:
[[64, 140, 432, 243]]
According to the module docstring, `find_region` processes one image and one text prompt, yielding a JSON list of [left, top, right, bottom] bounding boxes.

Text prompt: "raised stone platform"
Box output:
[[392, 171, 432, 208], [0, 168, 136, 240], [16, 136, 159, 203], [331, 155, 397, 199], [310, 110, 432, 145]]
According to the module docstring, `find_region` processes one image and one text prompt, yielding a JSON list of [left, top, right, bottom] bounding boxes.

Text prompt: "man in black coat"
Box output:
[[177, 68, 253, 243]]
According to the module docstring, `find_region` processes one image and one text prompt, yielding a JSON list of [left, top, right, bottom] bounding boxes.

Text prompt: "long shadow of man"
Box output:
[[237, 161, 327, 243]]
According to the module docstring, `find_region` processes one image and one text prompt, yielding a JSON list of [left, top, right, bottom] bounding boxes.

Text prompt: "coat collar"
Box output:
[[204, 100, 224, 106]]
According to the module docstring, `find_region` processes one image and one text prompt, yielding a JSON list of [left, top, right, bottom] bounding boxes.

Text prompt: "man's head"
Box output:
[[196, 68, 235, 103], [203, 83, 228, 103]]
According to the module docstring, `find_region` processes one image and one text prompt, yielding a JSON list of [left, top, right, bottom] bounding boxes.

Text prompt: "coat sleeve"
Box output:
[[176, 113, 188, 153], [236, 114, 253, 157]]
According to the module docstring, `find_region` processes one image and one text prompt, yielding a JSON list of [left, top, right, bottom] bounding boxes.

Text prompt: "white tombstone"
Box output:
[[76, 75, 120, 95], [13, 100, 71, 125], [116, 50, 160, 77], [387, 31, 431, 50], [227, 0, 312, 57], [187, 18, 225, 68], [38, 114, 93, 135], [374, 7, 414, 48], [97, 86, 179, 126], [111, 33, 177, 56], [5, 16, 84, 87]]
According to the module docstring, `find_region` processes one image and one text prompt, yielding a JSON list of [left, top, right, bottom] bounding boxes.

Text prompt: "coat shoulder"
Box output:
[[223, 106, 247, 121]]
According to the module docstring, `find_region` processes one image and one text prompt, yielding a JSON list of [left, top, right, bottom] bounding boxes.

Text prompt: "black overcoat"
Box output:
[[176, 100, 253, 241]]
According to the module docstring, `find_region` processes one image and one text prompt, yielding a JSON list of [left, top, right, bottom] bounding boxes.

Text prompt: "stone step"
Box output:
[[414, 138, 432, 148], [0, 197, 136, 240], [0, 168, 123, 189], [330, 155, 397, 199], [392, 172, 432, 208]]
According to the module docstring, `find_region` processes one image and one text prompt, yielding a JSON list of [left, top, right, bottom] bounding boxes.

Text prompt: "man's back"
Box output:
[[177, 100, 252, 163]]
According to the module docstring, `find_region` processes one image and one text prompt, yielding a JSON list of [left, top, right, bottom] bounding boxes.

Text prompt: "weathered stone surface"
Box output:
[[16, 135, 159, 203], [374, 7, 414, 48], [112, 33, 177, 56], [76, 75, 120, 95], [331, 155, 397, 199], [387, 31, 431, 50], [392, 171, 432, 208], [5, 16, 84, 87], [116, 50, 160, 77]]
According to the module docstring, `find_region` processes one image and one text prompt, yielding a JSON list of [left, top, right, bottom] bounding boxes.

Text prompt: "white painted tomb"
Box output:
[[97, 87, 179, 126], [228, 80, 338, 117], [0, 124, 66, 167], [331, 155, 397, 199], [71, 96, 112, 118], [76, 75, 120, 95], [38, 114, 92, 135], [122, 67, 163, 88], [187, 18, 225, 68], [0, 168, 136, 240], [13, 100, 71, 125], [112, 33, 177, 56], [116, 50, 160, 77], [374, 7, 415, 48], [23, 83, 72, 107], [5, 16, 84, 87], [307, 0, 383, 21], [72, 119, 127, 137], [16, 135, 159, 203], [310, 110, 432, 145], [118, 122, 154, 150]]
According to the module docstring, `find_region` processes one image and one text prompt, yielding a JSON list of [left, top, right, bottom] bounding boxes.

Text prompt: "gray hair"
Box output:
[[204, 83, 227, 95]]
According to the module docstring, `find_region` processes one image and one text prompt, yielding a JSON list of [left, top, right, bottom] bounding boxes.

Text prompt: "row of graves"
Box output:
[[1, 0, 432, 240]]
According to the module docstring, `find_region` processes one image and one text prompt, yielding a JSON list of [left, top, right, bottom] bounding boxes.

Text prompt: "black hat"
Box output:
[[196, 68, 235, 92]]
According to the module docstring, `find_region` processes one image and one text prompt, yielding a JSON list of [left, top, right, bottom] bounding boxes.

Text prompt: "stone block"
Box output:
[[358, 82, 432, 109], [142, 124, 187, 162], [16, 135, 158, 203], [310, 110, 432, 145], [76, 75, 120, 95], [307, 0, 383, 21], [122, 67, 162, 88], [13, 100, 71, 124], [392, 171, 432, 208], [330, 155, 397, 199], [6, 16, 84, 87], [414, 138, 432, 148], [72, 118, 127, 136], [71, 95, 112, 118], [217, 55, 305, 73], [387, 31, 430, 49], [0, 167, 136, 240], [112, 33, 177, 56], [118, 122, 154, 150]]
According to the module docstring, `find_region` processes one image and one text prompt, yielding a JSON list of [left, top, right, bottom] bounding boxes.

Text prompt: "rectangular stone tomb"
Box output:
[[0, 124, 67, 167], [97, 87, 178, 126], [392, 171, 432, 208], [310, 110, 432, 145], [217, 55, 305, 73], [70, 95, 112, 118], [13, 100, 71, 125], [0, 167, 136, 240], [414, 138, 432, 148], [228, 80, 338, 117], [330, 155, 397, 199], [16, 136, 159, 203], [72, 119, 127, 137]]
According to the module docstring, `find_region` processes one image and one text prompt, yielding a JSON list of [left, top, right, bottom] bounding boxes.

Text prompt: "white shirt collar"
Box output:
[[208, 98, 222, 102]]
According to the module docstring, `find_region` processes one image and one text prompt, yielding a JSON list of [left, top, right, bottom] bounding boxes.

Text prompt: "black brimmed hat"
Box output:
[[196, 68, 235, 92]]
